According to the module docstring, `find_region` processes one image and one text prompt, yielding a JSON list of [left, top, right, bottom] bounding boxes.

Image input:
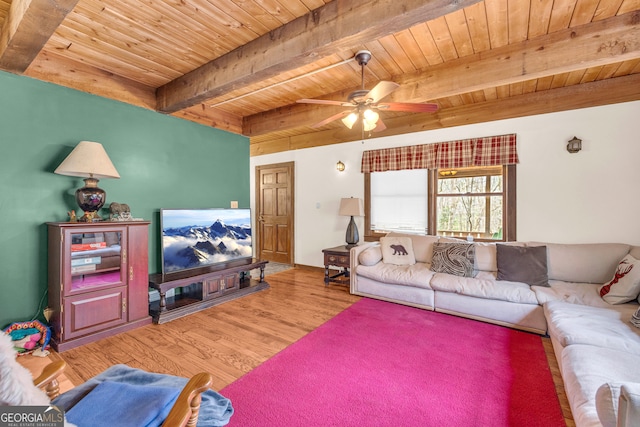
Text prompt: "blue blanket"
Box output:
[[52, 364, 233, 427], [66, 381, 180, 427]]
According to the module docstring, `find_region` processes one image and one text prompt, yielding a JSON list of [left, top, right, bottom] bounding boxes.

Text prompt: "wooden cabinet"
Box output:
[[47, 221, 152, 351], [149, 258, 269, 324], [322, 245, 352, 285], [204, 273, 240, 298]]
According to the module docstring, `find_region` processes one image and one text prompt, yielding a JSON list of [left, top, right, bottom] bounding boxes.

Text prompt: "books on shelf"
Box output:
[[71, 264, 97, 274], [71, 242, 107, 251], [81, 235, 105, 244], [71, 256, 102, 267]]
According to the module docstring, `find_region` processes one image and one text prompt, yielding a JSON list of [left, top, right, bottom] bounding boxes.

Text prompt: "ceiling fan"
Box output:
[[296, 50, 438, 133]]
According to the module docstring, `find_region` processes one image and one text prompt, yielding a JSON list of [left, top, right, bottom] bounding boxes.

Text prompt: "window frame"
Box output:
[[364, 165, 516, 242]]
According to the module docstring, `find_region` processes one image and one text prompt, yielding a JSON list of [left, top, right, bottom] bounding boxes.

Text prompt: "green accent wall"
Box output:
[[0, 71, 250, 328]]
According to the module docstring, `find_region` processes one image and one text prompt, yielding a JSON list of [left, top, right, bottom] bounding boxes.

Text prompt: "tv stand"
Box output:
[[149, 258, 269, 324]]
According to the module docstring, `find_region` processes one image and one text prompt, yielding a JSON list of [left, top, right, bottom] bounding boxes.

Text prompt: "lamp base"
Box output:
[[75, 177, 106, 213], [345, 216, 359, 247]]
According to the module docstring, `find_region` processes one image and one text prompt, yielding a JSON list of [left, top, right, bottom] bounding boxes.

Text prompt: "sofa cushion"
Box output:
[[599, 254, 640, 305], [596, 382, 625, 427], [380, 236, 416, 266], [496, 244, 548, 287], [430, 242, 475, 277], [355, 262, 434, 289], [620, 384, 640, 427], [430, 273, 539, 304], [527, 242, 630, 284], [561, 345, 640, 427], [473, 242, 497, 273], [533, 280, 612, 308], [358, 245, 382, 266], [544, 300, 640, 354], [386, 232, 438, 264]]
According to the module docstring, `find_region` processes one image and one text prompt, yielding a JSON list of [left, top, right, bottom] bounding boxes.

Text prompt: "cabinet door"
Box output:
[[64, 226, 126, 295], [126, 223, 150, 322], [204, 276, 222, 298], [63, 286, 127, 340], [221, 273, 240, 294], [204, 273, 239, 299]]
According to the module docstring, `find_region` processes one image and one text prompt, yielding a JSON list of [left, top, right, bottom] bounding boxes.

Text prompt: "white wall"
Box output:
[[250, 101, 640, 268]]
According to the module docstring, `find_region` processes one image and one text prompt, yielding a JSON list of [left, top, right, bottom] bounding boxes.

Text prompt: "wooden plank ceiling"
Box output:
[[1, 0, 639, 156]]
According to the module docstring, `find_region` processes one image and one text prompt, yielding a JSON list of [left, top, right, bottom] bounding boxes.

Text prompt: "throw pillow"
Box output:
[[358, 246, 383, 266], [379, 237, 416, 266], [430, 242, 475, 277], [599, 254, 640, 304], [632, 307, 640, 329], [496, 245, 549, 287]]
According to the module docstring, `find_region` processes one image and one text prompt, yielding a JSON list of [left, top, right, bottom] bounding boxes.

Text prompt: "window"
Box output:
[[369, 169, 428, 235], [365, 165, 516, 241], [435, 166, 504, 239]]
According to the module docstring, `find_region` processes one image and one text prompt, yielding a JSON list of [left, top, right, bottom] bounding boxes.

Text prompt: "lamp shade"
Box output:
[[341, 113, 358, 130], [54, 141, 120, 179], [339, 197, 364, 217]]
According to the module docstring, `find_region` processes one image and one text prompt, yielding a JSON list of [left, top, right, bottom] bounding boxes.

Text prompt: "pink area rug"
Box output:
[[221, 298, 565, 426]]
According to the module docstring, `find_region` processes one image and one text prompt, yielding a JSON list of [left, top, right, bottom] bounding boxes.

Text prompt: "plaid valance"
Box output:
[[361, 134, 518, 173]]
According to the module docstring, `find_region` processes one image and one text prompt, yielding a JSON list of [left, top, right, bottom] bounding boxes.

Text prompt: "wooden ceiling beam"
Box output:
[[244, 11, 640, 137], [0, 0, 79, 73], [156, 0, 482, 113], [249, 73, 640, 156], [25, 50, 157, 109], [171, 105, 243, 135]]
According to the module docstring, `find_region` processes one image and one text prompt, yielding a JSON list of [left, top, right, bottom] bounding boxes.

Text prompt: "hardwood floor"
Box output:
[[21, 267, 574, 425]]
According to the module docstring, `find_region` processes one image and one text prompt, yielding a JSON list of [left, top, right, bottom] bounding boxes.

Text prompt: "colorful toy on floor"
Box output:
[[2, 320, 51, 357]]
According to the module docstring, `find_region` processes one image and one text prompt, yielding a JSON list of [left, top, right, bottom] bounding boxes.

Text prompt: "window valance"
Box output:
[[361, 134, 518, 173]]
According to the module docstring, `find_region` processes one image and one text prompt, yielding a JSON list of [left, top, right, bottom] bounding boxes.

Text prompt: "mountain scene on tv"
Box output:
[[162, 210, 252, 273]]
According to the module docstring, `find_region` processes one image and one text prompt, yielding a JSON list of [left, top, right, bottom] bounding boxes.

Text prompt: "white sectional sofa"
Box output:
[[350, 233, 640, 427]]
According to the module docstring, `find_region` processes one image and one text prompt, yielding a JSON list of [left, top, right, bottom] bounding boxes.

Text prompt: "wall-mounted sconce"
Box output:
[[336, 160, 345, 172], [567, 136, 582, 153]]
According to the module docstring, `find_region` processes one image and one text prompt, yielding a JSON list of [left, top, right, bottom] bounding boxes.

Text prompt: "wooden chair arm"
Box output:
[[162, 372, 214, 427], [33, 360, 67, 400]]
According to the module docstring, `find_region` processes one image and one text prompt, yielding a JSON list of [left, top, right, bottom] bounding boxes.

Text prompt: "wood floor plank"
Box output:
[[19, 267, 573, 425]]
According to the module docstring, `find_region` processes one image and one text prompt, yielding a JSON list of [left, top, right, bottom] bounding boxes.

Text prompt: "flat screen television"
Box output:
[[160, 208, 252, 275]]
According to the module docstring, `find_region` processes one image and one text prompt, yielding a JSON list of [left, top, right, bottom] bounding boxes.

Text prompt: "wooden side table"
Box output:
[[322, 245, 352, 285]]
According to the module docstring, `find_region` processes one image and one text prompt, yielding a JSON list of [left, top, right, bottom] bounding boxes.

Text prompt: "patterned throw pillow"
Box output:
[[599, 254, 640, 304], [380, 236, 416, 266], [631, 307, 640, 329], [430, 242, 475, 277]]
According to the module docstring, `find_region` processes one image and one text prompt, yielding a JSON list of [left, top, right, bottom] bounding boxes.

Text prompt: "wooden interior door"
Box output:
[[255, 162, 294, 264]]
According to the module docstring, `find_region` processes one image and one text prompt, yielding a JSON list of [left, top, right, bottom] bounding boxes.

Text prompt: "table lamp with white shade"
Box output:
[[54, 141, 120, 219], [339, 197, 364, 247]]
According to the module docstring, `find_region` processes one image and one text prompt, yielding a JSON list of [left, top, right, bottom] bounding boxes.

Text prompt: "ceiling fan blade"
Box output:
[[366, 81, 400, 103], [311, 110, 352, 128], [373, 118, 387, 132], [377, 102, 439, 112], [297, 98, 345, 106]]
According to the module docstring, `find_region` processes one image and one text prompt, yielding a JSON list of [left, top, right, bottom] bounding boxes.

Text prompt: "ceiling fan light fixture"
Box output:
[[342, 112, 358, 129], [363, 109, 379, 123], [362, 120, 377, 132], [362, 109, 379, 131]]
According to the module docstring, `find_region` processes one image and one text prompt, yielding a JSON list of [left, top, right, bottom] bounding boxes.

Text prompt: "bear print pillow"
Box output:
[[380, 236, 416, 266]]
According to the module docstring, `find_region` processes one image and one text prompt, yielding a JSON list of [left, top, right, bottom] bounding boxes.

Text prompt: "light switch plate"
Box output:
[[230, 201, 238, 208]]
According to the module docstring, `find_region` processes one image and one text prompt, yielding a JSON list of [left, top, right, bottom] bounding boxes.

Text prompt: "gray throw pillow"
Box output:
[[430, 243, 475, 277], [496, 244, 549, 287], [631, 307, 640, 329]]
